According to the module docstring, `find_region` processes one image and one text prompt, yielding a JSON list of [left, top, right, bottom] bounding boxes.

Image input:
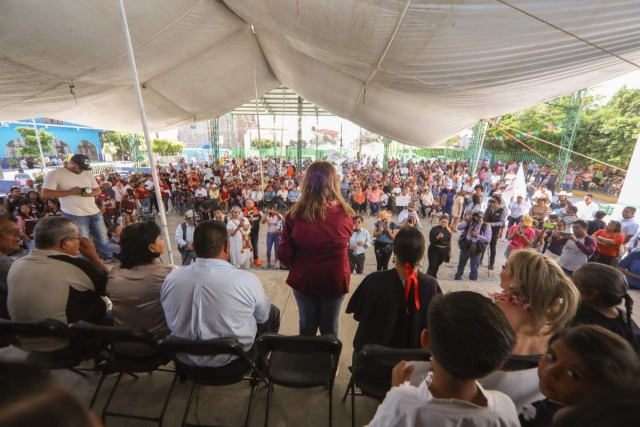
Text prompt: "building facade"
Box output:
[[0, 118, 103, 168]]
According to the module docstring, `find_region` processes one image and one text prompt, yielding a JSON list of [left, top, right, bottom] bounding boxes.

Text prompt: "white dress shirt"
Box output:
[[161, 258, 271, 367]]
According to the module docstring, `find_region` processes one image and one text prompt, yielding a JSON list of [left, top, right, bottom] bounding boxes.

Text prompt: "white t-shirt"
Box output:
[[368, 375, 519, 427], [144, 179, 155, 191], [42, 167, 99, 216]]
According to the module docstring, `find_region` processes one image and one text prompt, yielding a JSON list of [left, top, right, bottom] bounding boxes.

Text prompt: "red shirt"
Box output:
[[593, 229, 624, 256], [278, 205, 354, 299], [135, 188, 149, 200]]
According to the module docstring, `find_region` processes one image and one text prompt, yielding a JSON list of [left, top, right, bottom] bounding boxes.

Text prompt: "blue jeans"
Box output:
[[455, 250, 481, 280], [293, 290, 345, 337], [139, 198, 150, 213], [62, 211, 113, 259], [563, 182, 574, 191], [370, 202, 380, 216], [265, 232, 280, 263]]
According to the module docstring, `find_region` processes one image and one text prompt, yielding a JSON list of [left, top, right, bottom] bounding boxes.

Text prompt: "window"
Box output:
[[77, 140, 99, 161]]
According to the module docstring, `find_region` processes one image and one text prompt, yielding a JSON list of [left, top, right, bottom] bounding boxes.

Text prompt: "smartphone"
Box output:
[[542, 222, 555, 229], [559, 232, 572, 238]]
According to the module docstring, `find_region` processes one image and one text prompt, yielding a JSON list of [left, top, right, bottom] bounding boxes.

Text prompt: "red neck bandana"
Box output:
[[404, 263, 420, 314]]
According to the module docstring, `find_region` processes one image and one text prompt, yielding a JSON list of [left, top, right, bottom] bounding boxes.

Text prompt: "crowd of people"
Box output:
[[1, 153, 639, 427]]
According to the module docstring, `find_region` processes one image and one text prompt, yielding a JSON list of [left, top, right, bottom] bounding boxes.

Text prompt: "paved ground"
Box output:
[[3, 196, 639, 427]]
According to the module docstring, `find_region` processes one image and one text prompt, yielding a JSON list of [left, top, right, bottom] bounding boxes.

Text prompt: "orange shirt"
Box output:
[[353, 191, 366, 204], [593, 229, 623, 256]]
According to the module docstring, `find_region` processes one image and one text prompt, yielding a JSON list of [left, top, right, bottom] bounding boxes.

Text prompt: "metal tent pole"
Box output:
[[31, 119, 48, 173], [297, 96, 303, 170], [249, 25, 266, 194], [116, 0, 173, 265]]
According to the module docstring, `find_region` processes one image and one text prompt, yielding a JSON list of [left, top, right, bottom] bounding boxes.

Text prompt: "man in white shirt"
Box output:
[[144, 174, 160, 213], [574, 193, 599, 221], [176, 210, 197, 266], [506, 195, 530, 230], [619, 206, 639, 245], [161, 220, 280, 371], [41, 154, 114, 262]]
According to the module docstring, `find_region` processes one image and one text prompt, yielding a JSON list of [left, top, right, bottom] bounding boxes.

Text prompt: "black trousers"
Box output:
[[426, 245, 448, 278], [488, 227, 501, 265], [350, 253, 366, 274], [374, 241, 393, 271], [250, 230, 260, 260], [507, 216, 522, 232], [149, 191, 160, 213], [595, 254, 618, 267]]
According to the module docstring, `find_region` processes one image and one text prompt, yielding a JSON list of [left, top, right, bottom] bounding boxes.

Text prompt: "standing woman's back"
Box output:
[[278, 161, 355, 337]]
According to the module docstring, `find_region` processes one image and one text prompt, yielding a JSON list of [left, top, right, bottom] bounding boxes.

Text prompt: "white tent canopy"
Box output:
[[1, 0, 640, 147]]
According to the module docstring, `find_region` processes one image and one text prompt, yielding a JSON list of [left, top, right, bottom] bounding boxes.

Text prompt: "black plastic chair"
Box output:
[[342, 345, 432, 427], [503, 354, 540, 371], [0, 318, 99, 376], [256, 333, 342, 427], [68, 321, 176, 425], [157, 336, 266, 427]]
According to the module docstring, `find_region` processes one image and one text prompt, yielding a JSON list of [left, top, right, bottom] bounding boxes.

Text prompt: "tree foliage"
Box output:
[[14, 127, 54, 157], [251, 138, 282, 149], [100, 131, 132, 160], [481, 87, 640, 169], [151, 138, 184, 156]]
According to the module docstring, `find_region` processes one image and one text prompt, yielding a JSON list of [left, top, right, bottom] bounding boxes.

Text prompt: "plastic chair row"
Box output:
[[0, 319, 342, 427]]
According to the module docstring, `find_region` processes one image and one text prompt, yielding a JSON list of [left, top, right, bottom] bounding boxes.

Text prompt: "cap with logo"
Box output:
[[70, 154, 92, 170]]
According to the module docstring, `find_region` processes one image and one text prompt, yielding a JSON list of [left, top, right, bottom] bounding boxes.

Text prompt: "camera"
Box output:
[[82, 187, 92, 194]]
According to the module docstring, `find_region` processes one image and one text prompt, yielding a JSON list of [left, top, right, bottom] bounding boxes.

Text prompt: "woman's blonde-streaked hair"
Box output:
[[289, 161, 355, 222], [507, 249, 580, 335]]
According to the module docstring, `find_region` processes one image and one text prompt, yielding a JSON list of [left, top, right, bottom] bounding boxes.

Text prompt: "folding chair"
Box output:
[[0, 318, 100, 377], [342, 345, 431, 427], [256, 333, 342, 427], [157, 337, 266, 427], [68, 321, 176, 425]]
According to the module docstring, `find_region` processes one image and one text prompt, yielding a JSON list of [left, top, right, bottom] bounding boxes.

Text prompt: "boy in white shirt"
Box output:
[[368, 291, 519, 427]]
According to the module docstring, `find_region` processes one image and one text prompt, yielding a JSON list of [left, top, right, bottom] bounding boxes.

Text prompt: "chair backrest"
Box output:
[[354, 344, 431, 373], [68, 321, 155, 347], [503, 354, 540, 371], [255, 333, 342, 357], [0, 318, 72, 340]]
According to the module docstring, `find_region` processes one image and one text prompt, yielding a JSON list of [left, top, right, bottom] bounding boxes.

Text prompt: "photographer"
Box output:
[[483, 198, 507, 270], [176, 210, 197, 265], [454, 211, 492, 281], [41, 154, 115, 263], [372, 210, 399, 271]]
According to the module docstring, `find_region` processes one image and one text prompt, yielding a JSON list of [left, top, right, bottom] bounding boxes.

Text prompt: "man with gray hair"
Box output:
[[7, 217, 109, 351]]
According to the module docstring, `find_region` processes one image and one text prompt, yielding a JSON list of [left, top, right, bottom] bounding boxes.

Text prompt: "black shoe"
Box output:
[[489, 264, 494, 270]]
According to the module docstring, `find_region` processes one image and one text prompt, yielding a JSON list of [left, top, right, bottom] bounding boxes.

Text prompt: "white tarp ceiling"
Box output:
[[1, 0, 640, 147]]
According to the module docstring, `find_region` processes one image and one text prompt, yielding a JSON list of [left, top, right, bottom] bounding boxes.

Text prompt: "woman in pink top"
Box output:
[[368, 184, 382, 216], [505, 215, 536, 258]]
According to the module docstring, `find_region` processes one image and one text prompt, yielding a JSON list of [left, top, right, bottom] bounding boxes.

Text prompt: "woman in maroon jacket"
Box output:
[[278, 161, 355, 337]]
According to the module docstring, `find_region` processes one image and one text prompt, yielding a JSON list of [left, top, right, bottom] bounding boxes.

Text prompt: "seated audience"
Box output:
[[570, 263, 640, 349], [519, 325, 640, 426], [161, 220, 280, 374], [0, 214, 22, 319], [7, 217, 109, 351], [492, 249, 579, 356], [347, 227, 441, 353], [368, 291, 519, 427], [107, 221, 176, 357]]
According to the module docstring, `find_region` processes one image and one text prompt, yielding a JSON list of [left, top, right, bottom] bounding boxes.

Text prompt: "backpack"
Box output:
[[458, 222, 488, 256]]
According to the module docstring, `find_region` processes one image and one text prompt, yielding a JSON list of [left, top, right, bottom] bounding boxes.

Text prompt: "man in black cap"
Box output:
[[41, 154, 116, 263], [483, 198, 507, 270]]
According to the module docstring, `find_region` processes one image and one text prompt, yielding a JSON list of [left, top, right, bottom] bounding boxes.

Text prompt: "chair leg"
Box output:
[[264, 383, 273, 427], [342, 376, 355, 402], [159, 372, 179, 427], [329, 382, 333, 427], [89, 370, 107, 409], [101, 372, 124, 423], [182, 382, 197, 427], [244, 378, 259, 427], [69, 368, 88, 377], [351, 383, 356, 427]]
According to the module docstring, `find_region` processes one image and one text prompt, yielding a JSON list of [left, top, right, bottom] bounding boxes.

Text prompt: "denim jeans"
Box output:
[[62, 211, 113, 259], [265, 232, 280, 263], [293, 290, 345, 337], [370, 202, 380, 216], [563, 182, 574, 191], [455, 249, 481, 280], [139, 198, 150, 213]]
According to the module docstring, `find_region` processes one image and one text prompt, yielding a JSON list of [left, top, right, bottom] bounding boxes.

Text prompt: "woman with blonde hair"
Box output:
[[492, 249, 579, 355], [278, 161, 355, 337]]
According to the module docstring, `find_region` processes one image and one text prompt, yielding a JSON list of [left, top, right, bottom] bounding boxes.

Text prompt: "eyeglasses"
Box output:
[[354, 220, 362, 224], [60, 236, 81, 243]]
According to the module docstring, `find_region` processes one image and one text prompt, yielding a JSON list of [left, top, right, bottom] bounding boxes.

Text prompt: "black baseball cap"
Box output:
[[70, 154, 92, 170]]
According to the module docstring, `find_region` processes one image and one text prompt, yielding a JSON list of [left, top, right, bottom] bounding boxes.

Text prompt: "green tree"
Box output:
[[151, 138, 184, 156], [14, 127, 54, 157], [250, 138, 281, 149], [100, 131, 132, 160]]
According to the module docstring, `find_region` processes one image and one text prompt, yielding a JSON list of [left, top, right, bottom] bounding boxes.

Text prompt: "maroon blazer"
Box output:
[[278, 205, 354, 299]]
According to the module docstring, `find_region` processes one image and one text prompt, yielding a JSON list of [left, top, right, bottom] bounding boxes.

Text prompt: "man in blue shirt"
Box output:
[[162, 220, 280, 372], [617, 249, 640, 290]]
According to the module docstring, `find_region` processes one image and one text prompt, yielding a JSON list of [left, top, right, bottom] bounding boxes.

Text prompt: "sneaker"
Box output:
[[262, 262, 270, 269], [102, 257, 120, 265], [253, 259, 262, 267], [274, 261, 280, 269]]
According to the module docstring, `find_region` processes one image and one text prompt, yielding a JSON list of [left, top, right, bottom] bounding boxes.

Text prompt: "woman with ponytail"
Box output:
[[570, 263, 640, 351], [106, 221, 176, 357], [346, 227, 441, 355]]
